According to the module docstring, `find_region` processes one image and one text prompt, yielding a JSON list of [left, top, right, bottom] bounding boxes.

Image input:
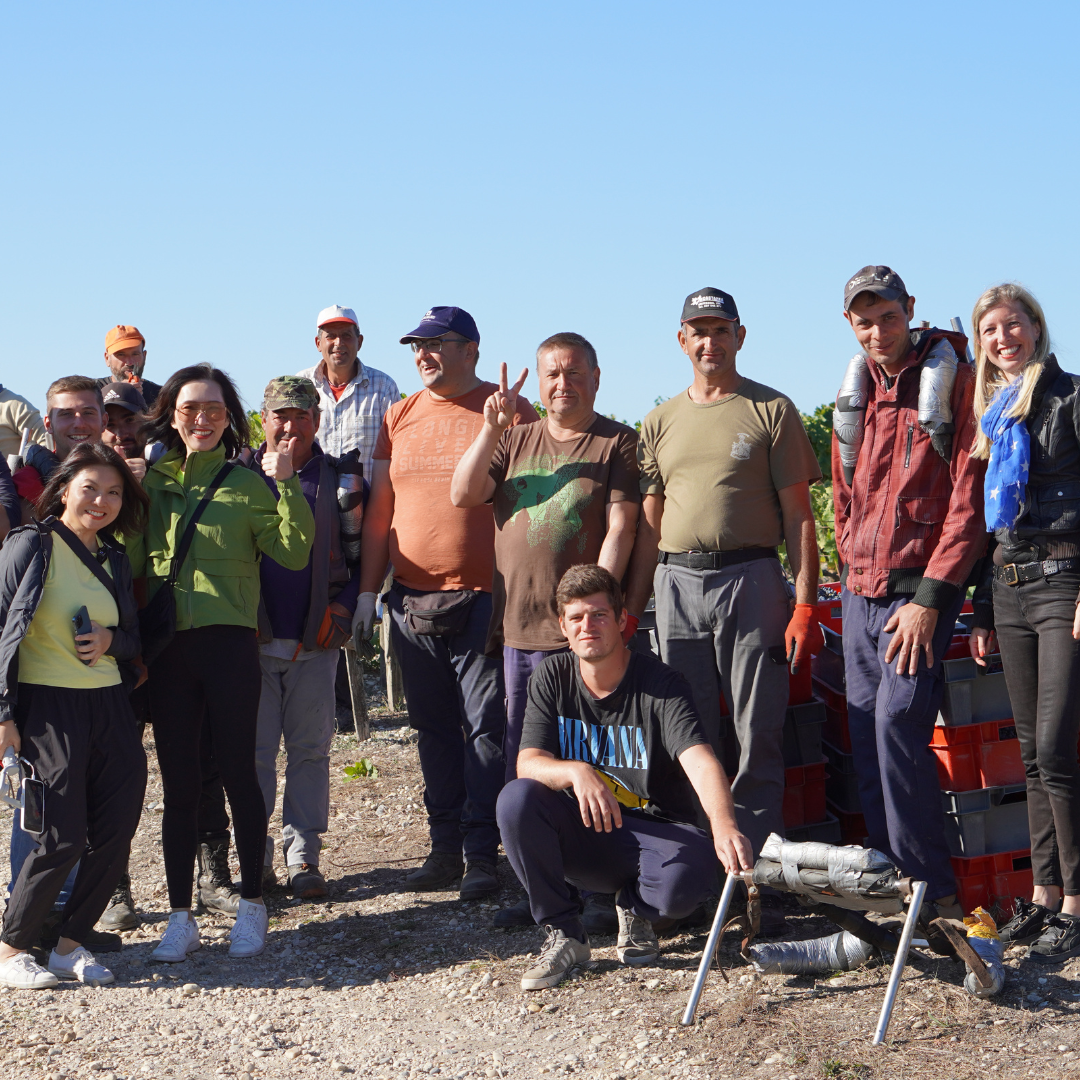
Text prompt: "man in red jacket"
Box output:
[[833, 266, 987, 922]]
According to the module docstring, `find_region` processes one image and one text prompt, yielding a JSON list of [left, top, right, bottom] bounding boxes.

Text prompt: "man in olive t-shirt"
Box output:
[[625, 288, 823, 856]]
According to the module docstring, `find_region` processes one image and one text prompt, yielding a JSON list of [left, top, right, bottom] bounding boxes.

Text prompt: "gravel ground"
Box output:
[[3, 680, 1080, 1080]]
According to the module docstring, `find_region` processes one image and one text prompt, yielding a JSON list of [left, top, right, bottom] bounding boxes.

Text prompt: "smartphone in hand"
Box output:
[[72, 605, 92, 664]]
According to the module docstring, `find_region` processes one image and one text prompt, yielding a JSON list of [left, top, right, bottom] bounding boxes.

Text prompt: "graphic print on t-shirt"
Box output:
[[557, 714, 648, 771], [500, 453, 593, 553]]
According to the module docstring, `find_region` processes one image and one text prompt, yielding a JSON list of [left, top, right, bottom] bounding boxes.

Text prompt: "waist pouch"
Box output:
[[403, 590, 476, 637]]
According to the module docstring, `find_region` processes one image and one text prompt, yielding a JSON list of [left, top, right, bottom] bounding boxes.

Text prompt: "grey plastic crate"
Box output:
[[811, 624, 845, 691], [782, 699, 826, 767], [941, 783, 1029, 857], [938, 654, 1013, 726], [785, 812, 842, 845], [822, 738, 862, 813]]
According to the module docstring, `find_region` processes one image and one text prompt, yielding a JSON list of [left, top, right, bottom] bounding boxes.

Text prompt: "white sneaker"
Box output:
[[150, 911, 202, 962], [229, 898, 268, 958], [48, 946, 115, 985], [0, 951, 59, 989]]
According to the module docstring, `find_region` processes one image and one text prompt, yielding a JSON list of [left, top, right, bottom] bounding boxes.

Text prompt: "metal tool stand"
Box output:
[[681, 871, 748, 1026], [871, 879, 927, 1046]]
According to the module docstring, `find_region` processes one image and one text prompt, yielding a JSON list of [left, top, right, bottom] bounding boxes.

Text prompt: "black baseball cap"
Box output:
[[400, 306, 480, 344], [101, 381, 146, 413], [843, 265, 909, 311], [681, 287, 739, 324]]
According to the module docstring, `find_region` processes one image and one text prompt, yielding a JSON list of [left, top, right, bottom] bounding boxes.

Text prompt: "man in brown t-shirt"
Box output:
[[357, 306, 538, 901], [452, 332, 640, 929], [625, 288, 823, 860]]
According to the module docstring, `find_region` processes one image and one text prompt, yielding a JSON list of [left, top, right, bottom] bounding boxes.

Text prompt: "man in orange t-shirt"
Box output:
[[357, 306, 538, 900]]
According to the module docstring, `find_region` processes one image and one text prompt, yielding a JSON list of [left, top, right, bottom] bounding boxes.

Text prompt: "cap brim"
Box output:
[[844, 285, 903, 311], [104, 400, 140, 413], [106, 338, 144, 354], [318, 317, 358, 328], [399, 324, 449, 344], [681, 312, 738, 324]]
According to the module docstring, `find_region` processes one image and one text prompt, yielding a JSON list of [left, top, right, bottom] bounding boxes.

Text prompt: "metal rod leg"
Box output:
[[681, 871, 743, 1026], [872, 879, 927, 1046]]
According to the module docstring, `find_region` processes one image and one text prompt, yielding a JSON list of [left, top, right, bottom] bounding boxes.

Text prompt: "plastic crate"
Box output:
[[952, 849, 1032, 918], [788, 663, 813, 707], [938, 654, 1013, 727], [822, 737, 862, 813], [816, 583, 843, 634], [782, 758, 828, 829], [941, 784, 1030, 857], [930, 719, 1024, 791], [784, 811, 842, 845], [813, 675, 851, 753], [782, 699, 826, 767], [827, 801, 869, 847], [811, 624, 845, 691]]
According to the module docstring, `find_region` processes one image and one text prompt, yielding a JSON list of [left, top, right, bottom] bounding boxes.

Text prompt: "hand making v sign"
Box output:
[[483, 362, 530, 433]]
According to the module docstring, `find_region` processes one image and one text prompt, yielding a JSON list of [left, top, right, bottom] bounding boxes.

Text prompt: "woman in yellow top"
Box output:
[[128, 364, 314, 963], [0, 442, 148, 989]]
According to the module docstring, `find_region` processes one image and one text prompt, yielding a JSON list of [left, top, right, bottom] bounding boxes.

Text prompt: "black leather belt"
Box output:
[[994, 557, 1080, 586], [657, 547, 778, 571]]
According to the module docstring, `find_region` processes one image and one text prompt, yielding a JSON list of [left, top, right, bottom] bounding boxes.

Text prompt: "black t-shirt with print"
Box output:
[[520, 649, 709, 825]]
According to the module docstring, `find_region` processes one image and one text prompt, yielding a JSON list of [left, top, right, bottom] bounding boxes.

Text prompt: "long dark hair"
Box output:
[[141, 363, 251, 460], [36, 442, 149, 538]]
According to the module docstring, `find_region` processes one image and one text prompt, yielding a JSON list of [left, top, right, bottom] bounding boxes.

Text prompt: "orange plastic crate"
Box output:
[[931, 719, 1024, 791], [951, 849, 1032, 918]]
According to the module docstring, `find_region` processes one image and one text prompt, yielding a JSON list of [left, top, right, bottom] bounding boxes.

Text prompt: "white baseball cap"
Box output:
[[317, 305, 359, 329]]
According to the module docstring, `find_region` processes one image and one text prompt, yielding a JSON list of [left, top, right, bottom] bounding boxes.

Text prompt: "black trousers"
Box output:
[[994, 571, 1080, 893], [149, 625, 266, 907], [2, 682, 146, 950]]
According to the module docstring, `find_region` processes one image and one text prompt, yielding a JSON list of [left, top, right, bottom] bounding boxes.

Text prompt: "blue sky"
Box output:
[[2, 2, 1077, 425]]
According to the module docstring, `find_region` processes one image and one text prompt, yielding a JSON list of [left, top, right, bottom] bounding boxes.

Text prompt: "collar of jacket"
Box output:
[[150, 443, 228, 491], [1029, 353, 1062, 412]]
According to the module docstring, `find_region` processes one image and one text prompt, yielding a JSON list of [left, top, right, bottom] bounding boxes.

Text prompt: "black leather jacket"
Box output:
[[0, 519, 141, 723], [972, 354, 1080, 627]]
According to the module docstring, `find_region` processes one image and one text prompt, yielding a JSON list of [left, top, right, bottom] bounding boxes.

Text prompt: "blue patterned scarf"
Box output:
[[980, 380, 1030, 531]]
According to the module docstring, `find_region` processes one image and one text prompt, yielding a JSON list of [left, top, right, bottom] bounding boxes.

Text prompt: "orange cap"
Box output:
[[105, 324, 145, 355]]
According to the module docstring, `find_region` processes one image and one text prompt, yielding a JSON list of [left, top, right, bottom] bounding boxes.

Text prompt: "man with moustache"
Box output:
[[357, 307, 537, 899], [100, 381, 149, 482], [99, 325, 161, 407]]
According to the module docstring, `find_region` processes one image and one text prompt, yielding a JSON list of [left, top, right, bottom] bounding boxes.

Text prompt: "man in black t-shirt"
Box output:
[[497, 564, 752, 991]]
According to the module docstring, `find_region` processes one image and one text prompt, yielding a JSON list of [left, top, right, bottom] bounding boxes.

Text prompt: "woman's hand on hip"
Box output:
[[0, 720, 20, 759], [76, 621, 115, 666]]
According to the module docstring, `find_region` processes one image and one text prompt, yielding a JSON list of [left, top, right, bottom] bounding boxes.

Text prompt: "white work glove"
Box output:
[[352, 592, 378, 652]]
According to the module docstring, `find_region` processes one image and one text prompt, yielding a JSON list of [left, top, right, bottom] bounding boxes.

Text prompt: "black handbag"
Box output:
[[138, 464, 233, 665], [402, 589, 477, 637]]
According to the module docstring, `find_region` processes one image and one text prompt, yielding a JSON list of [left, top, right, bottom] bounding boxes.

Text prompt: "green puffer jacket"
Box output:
[[127, 444, 315, 631]]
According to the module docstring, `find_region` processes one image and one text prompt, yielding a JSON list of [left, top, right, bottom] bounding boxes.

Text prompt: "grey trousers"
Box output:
[[653, 558, 791, 855], [255, 649, 338, 869]]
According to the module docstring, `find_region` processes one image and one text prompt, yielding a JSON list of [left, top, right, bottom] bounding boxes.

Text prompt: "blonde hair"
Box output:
[[971, 283, 1051, 460]]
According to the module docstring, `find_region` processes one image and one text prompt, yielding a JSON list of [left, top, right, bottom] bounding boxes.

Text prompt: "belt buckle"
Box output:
[[685, 550, 708, 571], [1002, 563, 1020, 586]]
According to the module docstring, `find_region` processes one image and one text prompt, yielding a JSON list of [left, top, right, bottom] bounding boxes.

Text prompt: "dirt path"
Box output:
[[3, 687, 1080, 1080]]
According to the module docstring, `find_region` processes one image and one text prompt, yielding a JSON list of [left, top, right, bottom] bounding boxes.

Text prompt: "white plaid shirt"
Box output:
[[296, 361, 400, 479]]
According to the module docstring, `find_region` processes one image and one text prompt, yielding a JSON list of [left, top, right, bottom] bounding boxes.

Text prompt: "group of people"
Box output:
[[0, 267, 1076, 997]]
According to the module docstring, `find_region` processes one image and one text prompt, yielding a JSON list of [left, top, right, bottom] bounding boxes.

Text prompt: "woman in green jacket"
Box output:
[[129, 364, 314, 963]]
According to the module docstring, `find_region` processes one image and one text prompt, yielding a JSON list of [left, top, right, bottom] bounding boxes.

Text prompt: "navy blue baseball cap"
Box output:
[[399, 306, 480, 344]]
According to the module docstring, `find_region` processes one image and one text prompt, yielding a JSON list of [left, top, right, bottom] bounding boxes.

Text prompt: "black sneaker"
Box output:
[[1027, 912, 1080, 963], [493, 896, 535, 929], [404, 852, 464, 891], [999, 898, 1054, 946]]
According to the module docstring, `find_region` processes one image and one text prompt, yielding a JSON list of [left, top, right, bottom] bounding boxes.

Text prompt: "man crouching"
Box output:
[[498, 564, 752, 991]]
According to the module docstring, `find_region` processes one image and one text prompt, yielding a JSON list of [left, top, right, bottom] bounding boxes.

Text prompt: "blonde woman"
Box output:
[[969, 283, 1080, 961]]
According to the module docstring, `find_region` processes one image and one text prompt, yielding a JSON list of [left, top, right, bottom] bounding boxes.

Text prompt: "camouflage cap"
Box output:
[[263, 376, 318, 412]]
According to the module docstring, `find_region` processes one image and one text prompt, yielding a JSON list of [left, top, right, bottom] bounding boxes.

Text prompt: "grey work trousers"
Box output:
[[653, 558, 791, 855], [255, 648, 338, 870]]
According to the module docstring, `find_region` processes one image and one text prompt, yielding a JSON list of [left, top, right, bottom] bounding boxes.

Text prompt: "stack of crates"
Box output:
[[809, 584, 1034, 917]]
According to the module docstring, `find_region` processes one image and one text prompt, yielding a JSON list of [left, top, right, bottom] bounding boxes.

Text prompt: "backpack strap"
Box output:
[[51, 518, 119, 602], [167, 463, 234, 585]]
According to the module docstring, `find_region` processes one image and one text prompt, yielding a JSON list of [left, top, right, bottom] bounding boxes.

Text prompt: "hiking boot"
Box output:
[[1027, 912, 1080, 963], [0, 951, 58, 990], [404, 852, 464, 891], [263, 862, 280, 891], [229, 899, 269, 958], [288, 864, 328, 899], [999, 898, 1054, 946], [493, 895, 535, 929], [581, 892, 618, 935], [48, 946, 115, 986], [459, 859, 499, 901], [196, 837, 241, 916], [98, 871, 140, 932], [520, 926, 591, 991], [615, 897, 660, 966], [39, 911, 121, 954], [151, 911, 202, 963]]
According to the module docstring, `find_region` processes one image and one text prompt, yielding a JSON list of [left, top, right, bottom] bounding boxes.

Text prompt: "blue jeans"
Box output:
[[841, 588, 962, 899], [388, 586, 506, 863]]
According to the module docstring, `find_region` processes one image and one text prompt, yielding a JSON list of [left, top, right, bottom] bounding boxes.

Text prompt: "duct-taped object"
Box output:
[[917, 337, 960, 462], [834, 354, 870, 486], [746, 931, 875, 975], [753, 833, 905, 914]]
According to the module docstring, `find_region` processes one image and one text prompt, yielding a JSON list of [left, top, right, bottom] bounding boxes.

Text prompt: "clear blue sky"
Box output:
[[2, 2, 1077, 426]]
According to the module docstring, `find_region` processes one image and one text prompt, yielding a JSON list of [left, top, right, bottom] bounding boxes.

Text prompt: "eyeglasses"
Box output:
[[176, 403, 228, 421], [409, 336, 470, 354]]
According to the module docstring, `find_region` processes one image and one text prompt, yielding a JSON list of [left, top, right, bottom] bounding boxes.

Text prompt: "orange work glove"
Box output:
[[784, 604, 824, 674], [622, 612, 641, 645]]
